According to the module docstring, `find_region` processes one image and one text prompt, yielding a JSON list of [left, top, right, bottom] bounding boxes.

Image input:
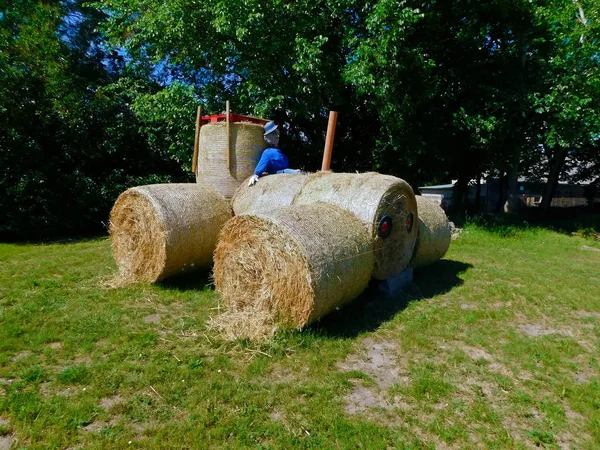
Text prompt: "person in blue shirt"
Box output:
[[248, 121, 301, 186]]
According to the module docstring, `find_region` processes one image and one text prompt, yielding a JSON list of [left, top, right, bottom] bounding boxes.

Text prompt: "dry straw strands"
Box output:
[[110, 183, 232, 283], [231, 173, 309, 215], [410, 196, 451, 269], [196, 123, 265, 198], [208, 307, 279, 342], [294, 172, 418, 280], [213, 204, 374, 335]]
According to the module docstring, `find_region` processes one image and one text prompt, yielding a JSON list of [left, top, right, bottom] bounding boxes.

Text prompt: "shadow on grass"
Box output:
[[156, 270, 214, 292], [311, 259, 473, 339]]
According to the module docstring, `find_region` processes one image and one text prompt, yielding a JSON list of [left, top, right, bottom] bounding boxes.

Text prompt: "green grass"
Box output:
[[0, 221, 599, 449]]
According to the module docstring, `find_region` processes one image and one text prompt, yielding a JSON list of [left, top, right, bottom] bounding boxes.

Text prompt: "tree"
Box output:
[[531, 0, 600, 213], [0, 0, 189, 239], [92, 0, 391, 173], [346, 0, 539, 211]]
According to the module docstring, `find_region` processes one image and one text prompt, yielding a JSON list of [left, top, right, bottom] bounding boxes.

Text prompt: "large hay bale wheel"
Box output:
[[213, 204, 374, 330], [197, 123, 265, 198], [293, 172, 418, 280], [231, 173, 309, 215], [109, 183, 232, 282], [410, 196, 451, 269]]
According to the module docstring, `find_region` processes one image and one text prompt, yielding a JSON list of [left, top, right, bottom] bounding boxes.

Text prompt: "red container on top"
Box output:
[[201, 114, 271, 126]]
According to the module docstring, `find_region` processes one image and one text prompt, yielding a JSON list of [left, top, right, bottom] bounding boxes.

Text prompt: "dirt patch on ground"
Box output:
[[144, 314, 161, 324], [461, 301, 510, 311], [461, 345, 494, 362], [100, 396, 122, 410], [581, 245, 600, 253], [0, 436, 16, 450], [518, 324, 573, 337], [337, 338, 410, 416], [554, 406, 589, 450], [11, 351, 32, 362], [575, 310, 600, 319], [40, 381, 85, 398], [83, 418, 118, 433], [82, 422, 104, 433], [48, 342, 62, 350], [576, 372, 590, 384], [337, 339, 408, 389], [462, 377, 500, 402], [55, 387, 76, 397], [131, 422, 151, 436], [39, 382, 52, 396], [343, 384, 389, 414], [73, 355, 93, 366], [490, 301, 511, 309], [269, 408, 284, 422]]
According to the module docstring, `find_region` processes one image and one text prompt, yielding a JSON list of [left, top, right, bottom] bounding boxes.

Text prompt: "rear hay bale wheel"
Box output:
[[110, 183, 232, 282], [197, 122, 266, 198], [293, 172, 418, 280], [410, 196, 451, 269], [231, 173, 309, 215], [213, 204, 374, 335]]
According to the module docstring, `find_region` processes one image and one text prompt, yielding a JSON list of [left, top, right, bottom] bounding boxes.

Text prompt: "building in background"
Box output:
[[419, 179, 597, 212]]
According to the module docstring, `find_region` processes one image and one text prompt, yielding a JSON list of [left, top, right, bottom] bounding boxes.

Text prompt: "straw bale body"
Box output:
[[110, 183, 232, 282], [294, 172, 418, 280], [231, 173, 308, 215], [213, 204, 374, 330], [197, 123, 266, 198], [410, 196, 451, 269]]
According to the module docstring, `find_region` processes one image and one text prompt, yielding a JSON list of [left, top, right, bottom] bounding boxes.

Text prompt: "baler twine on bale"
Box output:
[[109, 183, 232, 283], [211, 204, 374, 339], [232, 172, 419, 280], [293, 172, 418, 280], [231, 173, 309, 215], [410, 195, 451, 269], [197, 122, 266, 198]]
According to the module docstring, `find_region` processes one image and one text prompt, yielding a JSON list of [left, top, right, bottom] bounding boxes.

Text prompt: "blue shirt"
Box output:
[[254, 148, 289, 176]]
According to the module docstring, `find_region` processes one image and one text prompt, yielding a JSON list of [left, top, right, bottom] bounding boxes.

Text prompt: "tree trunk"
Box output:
[[504, 157, 521, 213], [495, 172, 507, 213], [540, 147, 568, 215], [475, 174, 482, 212], [503, 32, 528, 214], [453, 176, 469, 214]]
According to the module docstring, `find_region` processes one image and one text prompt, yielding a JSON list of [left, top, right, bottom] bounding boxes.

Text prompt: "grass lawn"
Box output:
[[0, 221, 599, 449]]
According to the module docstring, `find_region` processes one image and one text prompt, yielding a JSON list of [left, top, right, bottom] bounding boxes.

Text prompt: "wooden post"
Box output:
[[321, 111, 338, 171], [226, 100, 231, 173], [192, 106, 202, 175]]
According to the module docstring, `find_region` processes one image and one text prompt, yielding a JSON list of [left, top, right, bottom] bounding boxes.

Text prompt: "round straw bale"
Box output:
[[410, 196, 451, 269], [197, 122, 266, 198], [293, 172, 418, 280], [110, 183, 232, 282], [231, 173, 309, 215], [213, 204, 374, 330]]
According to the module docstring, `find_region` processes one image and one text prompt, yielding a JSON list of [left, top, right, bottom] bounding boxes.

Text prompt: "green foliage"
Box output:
[[131, 82, 201, 167], [2, 0, 600, 239], [0, 1, 190, 240]]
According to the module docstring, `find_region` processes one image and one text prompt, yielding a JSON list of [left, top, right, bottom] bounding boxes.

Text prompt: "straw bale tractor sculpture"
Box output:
[[109, 104, 451, 339]]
